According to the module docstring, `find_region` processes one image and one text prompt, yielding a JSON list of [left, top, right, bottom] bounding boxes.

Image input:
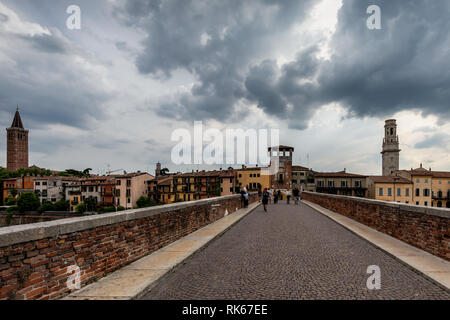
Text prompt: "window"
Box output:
[[379, 188, 383, 196], [53, 182, 57, 187], [355, 181, 361, 188], [317, 181, 324, 187], [126, 189, 131, 197], [127, 198, 130, 203], [126, 180, 131, 187], [416, 179, 420, 183], [424, 201, 428, 206], [423, 189, 430, 197], [405, 188, 409, 196], [116, 180, 121, 185], [425, 179, 428, 183], [35, 182, 40, 186], [397, 188, 401, 196], [328, 181, 335, 188], [415, 188, 420, 197], [388, 188, 392, 196], [238, 174, 242, 178], [257, 174, 260, 177], [416, 201, 419, 205], [285, 151, 290, 157], [341, 181, 347, 187], [42, 182, 47, 186]]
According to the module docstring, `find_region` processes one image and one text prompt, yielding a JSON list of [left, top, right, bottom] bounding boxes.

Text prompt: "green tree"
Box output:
[[16, 192, 40, 213], [84, 196, 97, 212], [136, 196, 153, 208], [38, 202, 55, 214], [75, 202, 86, 213], [116, 206, 125, 211], [10, 189, 18, 198], [160, 168, 169, 176], [5, 196, 17, 206], [54, 200, 69, 211], [100, 206, 116, 213], [6, 206, 19, 214]]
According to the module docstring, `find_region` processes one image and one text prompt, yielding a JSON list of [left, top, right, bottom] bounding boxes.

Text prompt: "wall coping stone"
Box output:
[[302, 191, 450, 219], [0, 193, 253, 247]]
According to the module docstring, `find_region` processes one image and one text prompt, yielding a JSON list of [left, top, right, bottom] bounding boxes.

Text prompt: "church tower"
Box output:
[[381, 119, 400, 176], [6, 107, 29, 171]]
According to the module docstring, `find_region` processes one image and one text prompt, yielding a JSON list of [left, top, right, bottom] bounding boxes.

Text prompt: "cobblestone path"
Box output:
[[142, 202, 450, 300]]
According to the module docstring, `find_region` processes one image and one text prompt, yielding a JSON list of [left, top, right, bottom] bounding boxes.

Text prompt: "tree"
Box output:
[[38, 202, 55, 214], [75, 203, 86, 213], [136, 196, 153, 208], [10, 189, 18, 198], [160, 168, 169, 176], [84, 196, 97, 212], [5, 196, 17, 206], [82, 168, 92, 177], [17, 192, 40, 213], [100, 206, 116, 213], [116, 206, 125, 211], [54, 200, 70, 211]]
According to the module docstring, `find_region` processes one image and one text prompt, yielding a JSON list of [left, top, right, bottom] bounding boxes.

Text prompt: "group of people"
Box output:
[[259, 187, 301, 212]]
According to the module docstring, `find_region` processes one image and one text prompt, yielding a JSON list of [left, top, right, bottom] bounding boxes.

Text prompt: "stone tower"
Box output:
[[155, 162, 161, 177], [268, 145, 294, 190], [6, 108, 29, 171], [381, 119, 400, 176]]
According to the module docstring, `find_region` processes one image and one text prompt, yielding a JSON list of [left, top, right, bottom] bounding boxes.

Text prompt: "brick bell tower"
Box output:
[[6, 107, 29, 171], [381, 119, 400, 176]]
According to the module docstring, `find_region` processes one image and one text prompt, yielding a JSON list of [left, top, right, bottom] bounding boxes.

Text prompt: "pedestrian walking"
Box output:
[[277, 189, 282, 201], [274, 191, 279, 204], [262, 188, 269, 212], [286, 189, 291, 204], [293, 188, 300, 205]]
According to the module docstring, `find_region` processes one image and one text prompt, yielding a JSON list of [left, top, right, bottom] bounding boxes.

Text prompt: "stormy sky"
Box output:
[[0, 0, 449, 175]]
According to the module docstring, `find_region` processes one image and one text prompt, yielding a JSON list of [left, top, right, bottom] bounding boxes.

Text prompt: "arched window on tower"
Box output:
[[390, 128, 394, 135]]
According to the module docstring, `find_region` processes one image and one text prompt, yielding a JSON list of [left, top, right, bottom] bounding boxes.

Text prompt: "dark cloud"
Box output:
[[117, 0, 450, 128], [116, 0, 316, 122], [414, 133, 449, 149], [21, 29, 69, 54]]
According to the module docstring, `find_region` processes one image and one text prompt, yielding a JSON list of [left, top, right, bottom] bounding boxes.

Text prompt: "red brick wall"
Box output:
[[301, 192, 450, 261], [0, 193, 258, 300]]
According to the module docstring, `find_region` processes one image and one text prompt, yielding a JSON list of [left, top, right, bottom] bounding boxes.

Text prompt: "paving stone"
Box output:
[[142, 202, 450, 300]]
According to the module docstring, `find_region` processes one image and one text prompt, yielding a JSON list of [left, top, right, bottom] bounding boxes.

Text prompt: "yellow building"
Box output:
[[396, 166, 433, 207], [236, 166, 270, 191], [430, 171, 450, 208], [367, 176, 413, 204]]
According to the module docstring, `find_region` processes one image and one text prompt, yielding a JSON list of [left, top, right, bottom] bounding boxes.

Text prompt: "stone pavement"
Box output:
[[142, 201, 450, 300]]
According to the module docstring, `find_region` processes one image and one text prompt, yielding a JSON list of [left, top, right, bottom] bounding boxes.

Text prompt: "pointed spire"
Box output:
[[11, 107, 24, 129]]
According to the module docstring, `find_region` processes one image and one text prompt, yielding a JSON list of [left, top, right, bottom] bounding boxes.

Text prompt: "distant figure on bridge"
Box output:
[[241, 187, 249, 208], [274, 191, 279, 204], [277, 190, 282, 200], [262, 188, 269, 212], [293, 188, 300, 205], [286, 190, 291, 204]]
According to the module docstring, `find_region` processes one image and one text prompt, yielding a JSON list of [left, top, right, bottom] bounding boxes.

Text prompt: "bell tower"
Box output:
[[6, 107, 29, 171], [381, 119, 400, 176]]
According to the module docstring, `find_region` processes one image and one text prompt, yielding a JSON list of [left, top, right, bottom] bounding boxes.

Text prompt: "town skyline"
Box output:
[[0, 1, 449, 175]]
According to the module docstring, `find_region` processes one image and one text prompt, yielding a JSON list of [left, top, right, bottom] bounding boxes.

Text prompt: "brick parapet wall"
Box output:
[[301, 192, 449, 261], [0, 193, 258, 300]]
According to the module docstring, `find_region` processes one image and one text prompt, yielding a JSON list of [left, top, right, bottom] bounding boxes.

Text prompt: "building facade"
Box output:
[[315, 171, 368, 197], [6, 108, 29, 171], [115, 172, 153, 209], [268, 145, 294, 190], [381, 119, 401, 176], [292, 165, 315, 192], [367, 176, 413, 203]]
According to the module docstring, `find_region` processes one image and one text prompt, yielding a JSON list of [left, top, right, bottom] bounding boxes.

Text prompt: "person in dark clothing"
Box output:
[[274, 192, 279, 204], [262, 188, 269, 212], [293, 188, 300, 205], [277, 190, 282, 201]]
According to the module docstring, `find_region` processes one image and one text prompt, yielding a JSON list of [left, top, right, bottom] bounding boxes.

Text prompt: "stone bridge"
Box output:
[[0, 192, 449, 300]]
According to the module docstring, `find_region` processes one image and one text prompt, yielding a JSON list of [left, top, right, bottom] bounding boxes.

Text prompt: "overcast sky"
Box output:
[[0, 0, 449, 175]]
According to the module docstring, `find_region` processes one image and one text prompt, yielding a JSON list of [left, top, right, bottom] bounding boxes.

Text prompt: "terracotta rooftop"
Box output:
[[368, 176, 412, 184], [314, 171, 367, 178]]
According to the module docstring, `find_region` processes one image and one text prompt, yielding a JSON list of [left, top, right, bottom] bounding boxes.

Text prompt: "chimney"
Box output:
[[344, 168, 346, 173]]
